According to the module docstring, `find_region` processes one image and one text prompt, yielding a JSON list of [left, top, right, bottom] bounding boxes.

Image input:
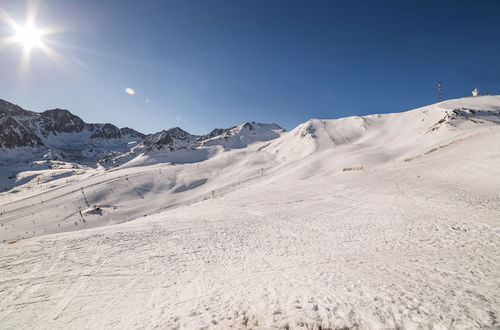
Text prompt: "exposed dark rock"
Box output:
[[120, 127, 146, 139], [91, 123, 121, 139], [0, 117, 44, 148], [39, 109, 85, 135], [0, 99, 33, 117]]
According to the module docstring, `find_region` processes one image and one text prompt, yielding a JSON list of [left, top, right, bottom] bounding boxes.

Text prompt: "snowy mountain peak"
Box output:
[[38, 108, 86, 136], [0, 100, 149, 161], [0, 99, 32, 117], [200, 121, 284, 149], [120, 127, 146, 139], [164, 126, 195, 140], [143, 127, 197, 150], [0, 99, 287, 166]]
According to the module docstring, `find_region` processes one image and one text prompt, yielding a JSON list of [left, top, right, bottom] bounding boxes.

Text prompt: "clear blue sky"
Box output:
[[0, 0, 499, 134]]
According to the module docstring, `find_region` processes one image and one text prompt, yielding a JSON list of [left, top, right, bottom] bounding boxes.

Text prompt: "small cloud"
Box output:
[[125, 88, 136, 95]]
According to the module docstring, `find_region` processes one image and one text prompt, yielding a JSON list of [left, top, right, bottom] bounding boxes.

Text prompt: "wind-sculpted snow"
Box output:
[[0, 96, 499, 329]]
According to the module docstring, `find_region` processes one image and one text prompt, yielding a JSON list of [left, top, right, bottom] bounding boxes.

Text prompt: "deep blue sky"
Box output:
[[0, 0, 499, 134]]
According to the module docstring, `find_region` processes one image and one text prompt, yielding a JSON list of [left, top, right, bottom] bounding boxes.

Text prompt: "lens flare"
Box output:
[[125, 88, 136, 95], [14, 24, 43, 49]]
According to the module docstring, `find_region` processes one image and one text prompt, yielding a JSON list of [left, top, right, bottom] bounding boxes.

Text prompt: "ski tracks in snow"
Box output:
[[1, 161, 499, 329]]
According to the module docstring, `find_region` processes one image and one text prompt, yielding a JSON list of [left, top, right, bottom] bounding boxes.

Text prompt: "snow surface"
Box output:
[[0, 96, 499, 329]]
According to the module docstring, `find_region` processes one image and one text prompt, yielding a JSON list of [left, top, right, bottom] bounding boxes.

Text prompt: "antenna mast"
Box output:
[[438, 81, 442, 102]]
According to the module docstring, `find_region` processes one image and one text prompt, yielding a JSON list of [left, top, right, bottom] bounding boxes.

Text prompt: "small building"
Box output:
[[472, 88, 479, 96]]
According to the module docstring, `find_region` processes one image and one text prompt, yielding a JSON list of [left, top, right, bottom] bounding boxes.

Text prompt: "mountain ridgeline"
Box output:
[[0, 99, 284, 166]]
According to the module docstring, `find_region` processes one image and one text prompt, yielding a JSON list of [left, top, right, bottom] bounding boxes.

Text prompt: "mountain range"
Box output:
[[0, 98, 284, 165]]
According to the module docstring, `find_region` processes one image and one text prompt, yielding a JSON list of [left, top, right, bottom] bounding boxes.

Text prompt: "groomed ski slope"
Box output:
[[0, 96, 499, 329]]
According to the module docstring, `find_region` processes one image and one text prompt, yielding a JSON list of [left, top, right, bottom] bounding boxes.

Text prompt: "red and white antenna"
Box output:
[[438, 81, 442, 102]]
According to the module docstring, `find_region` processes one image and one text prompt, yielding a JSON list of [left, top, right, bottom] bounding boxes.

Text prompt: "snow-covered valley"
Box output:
[[0, 96, 499, 329]]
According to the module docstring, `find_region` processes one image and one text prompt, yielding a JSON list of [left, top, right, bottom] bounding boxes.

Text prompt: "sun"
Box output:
[[14, 24, 43, 49], [0, 2, 65, 76]]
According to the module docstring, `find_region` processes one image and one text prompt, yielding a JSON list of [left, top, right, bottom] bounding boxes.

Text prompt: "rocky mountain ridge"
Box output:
[[0, 99, 284, 166]]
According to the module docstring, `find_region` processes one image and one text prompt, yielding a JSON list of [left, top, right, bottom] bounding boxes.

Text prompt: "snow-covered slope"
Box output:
[[0, 96, 499, 329], [1, 95, 498, 240], [265, 95, 500, 177]]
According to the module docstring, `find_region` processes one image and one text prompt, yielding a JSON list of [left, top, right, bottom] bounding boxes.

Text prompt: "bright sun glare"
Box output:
[[14, 24, 42, 49], [0, 2, 64, 76]]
